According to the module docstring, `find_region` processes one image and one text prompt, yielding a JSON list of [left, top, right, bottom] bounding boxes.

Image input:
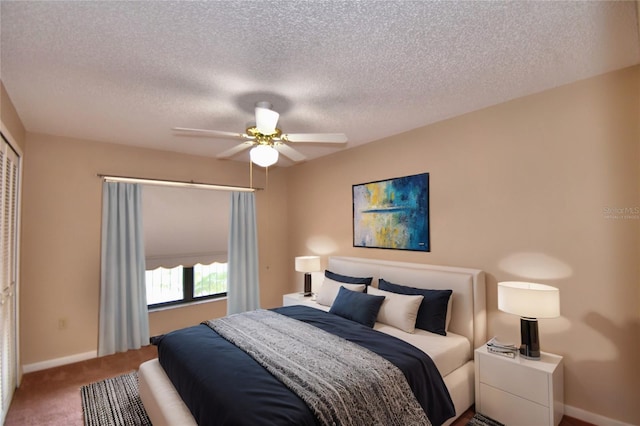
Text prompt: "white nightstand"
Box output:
[[283, 292, 313, 306], [475, 344, 564, 426]]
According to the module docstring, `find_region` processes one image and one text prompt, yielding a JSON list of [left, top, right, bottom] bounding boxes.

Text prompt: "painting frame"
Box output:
[[352, 173, 430, 252]]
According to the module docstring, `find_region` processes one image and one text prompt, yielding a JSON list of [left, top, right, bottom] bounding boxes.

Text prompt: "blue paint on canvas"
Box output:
[[353, 173, 429, 251]]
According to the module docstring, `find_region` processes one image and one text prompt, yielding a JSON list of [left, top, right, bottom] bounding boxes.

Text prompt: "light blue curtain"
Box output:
[[227, 191, 260, 315], [98, 182, 149, 356]]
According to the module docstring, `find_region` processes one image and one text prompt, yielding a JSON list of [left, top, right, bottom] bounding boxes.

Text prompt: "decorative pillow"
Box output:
[[329, 286, 385, 328], [367, 286, 424, 333], [378, 278, 453, 336], [316, 278, 366, 307], [325, 270, 373, 286]]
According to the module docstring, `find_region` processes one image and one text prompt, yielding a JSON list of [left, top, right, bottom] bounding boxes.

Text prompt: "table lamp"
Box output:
[[498, 281, 560, 360], [295, 256, 321, 297]]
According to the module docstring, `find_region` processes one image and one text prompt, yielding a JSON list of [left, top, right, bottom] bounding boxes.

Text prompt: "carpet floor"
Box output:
[[5, 346, 157, 426], [5, 345, 591, 426]]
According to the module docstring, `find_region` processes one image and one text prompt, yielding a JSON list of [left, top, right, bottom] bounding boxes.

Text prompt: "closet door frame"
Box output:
[[0, 122, 23, 424]]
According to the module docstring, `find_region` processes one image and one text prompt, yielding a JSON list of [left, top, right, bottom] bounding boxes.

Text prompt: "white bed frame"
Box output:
[[139, 256, 486, 426]]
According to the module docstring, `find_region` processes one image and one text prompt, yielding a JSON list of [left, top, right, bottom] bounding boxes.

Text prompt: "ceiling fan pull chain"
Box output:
[[249, 160, 253, 189]]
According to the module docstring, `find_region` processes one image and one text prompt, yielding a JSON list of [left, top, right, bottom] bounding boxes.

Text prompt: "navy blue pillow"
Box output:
[[379, 278, 452, 336], [325, 270, 373, 286], [329, 286, 385, 328]]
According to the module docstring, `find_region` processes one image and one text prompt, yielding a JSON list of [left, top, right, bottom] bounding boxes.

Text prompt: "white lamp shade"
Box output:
[[498, 281, 560, 318], [295, 256, 321, 273], [255, 105, 279, 135], [250, 145, 279, 167]]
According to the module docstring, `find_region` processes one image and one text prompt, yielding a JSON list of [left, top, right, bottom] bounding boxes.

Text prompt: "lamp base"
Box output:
[[303, 273, 312, 297], [520, 317, 541, 360]]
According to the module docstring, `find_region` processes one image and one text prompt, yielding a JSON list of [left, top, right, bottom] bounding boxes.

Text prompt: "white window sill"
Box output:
[[148, 296, 227, 313]]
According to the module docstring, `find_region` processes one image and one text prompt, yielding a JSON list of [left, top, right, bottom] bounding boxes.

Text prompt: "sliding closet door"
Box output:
[[0, 135, 20, 424]]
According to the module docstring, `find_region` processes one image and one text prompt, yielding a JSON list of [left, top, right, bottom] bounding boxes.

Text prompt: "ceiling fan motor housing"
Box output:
[[246, 126, 282, 145]]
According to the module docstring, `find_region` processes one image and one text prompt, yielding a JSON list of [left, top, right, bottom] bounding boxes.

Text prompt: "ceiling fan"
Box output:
[[173, 101, 348, 167]]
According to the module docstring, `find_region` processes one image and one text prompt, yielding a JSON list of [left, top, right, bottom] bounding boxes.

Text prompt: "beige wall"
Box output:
[[12, 65, 639, 423], [286, 66, 640, 424], [1, 80, 26, 151], [19, 134, 289, 363]]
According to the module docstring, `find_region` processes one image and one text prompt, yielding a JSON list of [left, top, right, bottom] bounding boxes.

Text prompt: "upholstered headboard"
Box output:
[[327, 256, 487, 349]]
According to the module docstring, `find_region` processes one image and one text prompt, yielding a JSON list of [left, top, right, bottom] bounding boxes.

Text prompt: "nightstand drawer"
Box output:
[[478, 353, 549, 406], [479, 383, 549, 426]]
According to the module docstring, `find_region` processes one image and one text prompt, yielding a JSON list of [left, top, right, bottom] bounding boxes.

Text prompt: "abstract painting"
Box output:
[[353, 173, 430, 251]]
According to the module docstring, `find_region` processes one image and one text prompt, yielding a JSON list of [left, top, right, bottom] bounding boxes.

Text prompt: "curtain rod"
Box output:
[[97, 174, 261, 192]]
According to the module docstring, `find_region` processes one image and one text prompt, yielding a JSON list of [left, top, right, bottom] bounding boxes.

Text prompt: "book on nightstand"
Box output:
[[486, 337, 518, 358], [487, 346, 516, 358]]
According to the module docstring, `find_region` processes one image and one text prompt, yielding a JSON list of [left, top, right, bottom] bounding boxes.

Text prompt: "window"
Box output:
[[145, 261, 227, 308], [141, 184, 230, 309]]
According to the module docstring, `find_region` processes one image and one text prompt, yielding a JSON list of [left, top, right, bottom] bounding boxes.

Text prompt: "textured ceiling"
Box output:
[[1, 1, 639, 166]]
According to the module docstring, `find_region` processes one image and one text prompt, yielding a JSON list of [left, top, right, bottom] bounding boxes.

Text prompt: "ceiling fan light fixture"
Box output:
[[250, 145, 279, 167], [255, 104, 279, 135]]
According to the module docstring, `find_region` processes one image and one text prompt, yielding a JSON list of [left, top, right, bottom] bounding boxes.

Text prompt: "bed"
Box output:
[[139, 256, 486, 425]]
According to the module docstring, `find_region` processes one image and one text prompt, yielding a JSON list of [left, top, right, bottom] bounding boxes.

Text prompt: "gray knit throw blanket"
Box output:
[[204, 309, 431, 426]]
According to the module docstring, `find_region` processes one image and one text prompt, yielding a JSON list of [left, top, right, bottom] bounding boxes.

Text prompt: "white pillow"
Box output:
[[367, 286, 423, 333], [316, 278, 366, 307]]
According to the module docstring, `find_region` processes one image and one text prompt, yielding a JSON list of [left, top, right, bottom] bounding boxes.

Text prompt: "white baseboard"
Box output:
[[22, 350, 97, 374], [565, 404, 635, 426]]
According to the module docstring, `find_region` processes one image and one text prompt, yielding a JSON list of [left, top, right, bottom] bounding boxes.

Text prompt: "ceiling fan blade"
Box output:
[[173, 127, 246, 140], [275, 144, 307, 162], [282, 133, 348, 143], [216, 141, 255, 159]]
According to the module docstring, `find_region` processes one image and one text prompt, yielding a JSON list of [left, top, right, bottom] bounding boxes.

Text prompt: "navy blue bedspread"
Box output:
[[155, 305, 455, 426]]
